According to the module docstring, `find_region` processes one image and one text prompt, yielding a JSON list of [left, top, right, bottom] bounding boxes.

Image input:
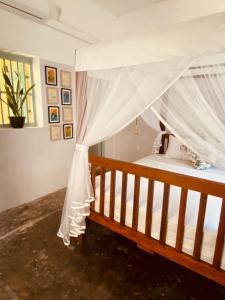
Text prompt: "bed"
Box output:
[[94, 154, 225, 267], [88, 145, 225, 285]]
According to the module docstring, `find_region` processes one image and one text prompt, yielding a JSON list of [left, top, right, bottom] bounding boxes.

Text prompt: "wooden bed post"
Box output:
[[159, 121, 166, 154]]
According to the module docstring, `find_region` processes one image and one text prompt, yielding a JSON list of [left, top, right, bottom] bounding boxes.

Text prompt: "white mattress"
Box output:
[[94, 154, 225, 269]]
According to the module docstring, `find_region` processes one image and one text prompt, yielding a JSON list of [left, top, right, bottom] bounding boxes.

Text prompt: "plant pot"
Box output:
[[9, 116, 25, 128]]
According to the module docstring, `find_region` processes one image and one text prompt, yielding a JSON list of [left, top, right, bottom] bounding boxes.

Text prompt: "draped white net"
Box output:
[[151, 53, 225, 169], [58, 12, 225, 244], [57, 59, 191, 245], [141, 109, 164, 154], [141, 107, 161, 132], [58, 53, 225, 245]]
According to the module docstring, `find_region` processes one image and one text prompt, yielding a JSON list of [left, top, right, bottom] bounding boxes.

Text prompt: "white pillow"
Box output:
[[165, 136, 190, 160]]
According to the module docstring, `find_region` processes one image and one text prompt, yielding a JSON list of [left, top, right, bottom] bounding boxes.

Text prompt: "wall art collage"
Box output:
[[45, 66, 74, 141]]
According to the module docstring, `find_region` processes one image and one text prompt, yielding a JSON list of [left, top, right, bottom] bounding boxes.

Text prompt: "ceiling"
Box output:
[[92, 0, 165, 16]]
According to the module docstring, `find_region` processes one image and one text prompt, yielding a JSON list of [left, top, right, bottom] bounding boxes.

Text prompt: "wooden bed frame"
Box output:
[[88, 153, 225, 286]]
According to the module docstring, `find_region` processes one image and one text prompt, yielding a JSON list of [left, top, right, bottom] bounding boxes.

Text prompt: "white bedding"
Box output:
[[94, 154, 225, 269]]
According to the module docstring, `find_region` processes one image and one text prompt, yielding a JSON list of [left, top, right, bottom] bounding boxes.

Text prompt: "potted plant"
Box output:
[[0, 68, 35, 128]]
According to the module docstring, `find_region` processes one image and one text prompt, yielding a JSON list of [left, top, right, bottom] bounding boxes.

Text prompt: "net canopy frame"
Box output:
[[58, 12, 225, 245]]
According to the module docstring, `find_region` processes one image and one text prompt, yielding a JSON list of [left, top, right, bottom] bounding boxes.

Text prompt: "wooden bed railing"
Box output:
[[88, 154, 225, 286]]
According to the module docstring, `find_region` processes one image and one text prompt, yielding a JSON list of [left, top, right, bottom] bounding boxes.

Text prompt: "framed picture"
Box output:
[[48, 106, 60, 123], [61, 88, 72, 105], [63, 124, 73, 139], [49, 125, 61, 141], [60, 70, 71, 88], [45, 66, 57, 86], [62, 107, 73, 122], [46, 87, 59, 104]]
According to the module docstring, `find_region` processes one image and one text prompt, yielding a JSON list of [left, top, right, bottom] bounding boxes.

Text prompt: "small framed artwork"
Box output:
[[60, 70, 71, 88], [63, 123, 73, 139], [46, 87, 59, 104], [48, 106, 60, 123], [62, 107, 73, 122], [49, 125, 61, 141], [45, 66, 57, 86], [61, 88, 72, 105]]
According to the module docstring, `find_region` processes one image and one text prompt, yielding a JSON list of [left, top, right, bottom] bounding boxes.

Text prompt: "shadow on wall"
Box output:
[[99, 117, 157, 162], [89, 143, 104, 156]]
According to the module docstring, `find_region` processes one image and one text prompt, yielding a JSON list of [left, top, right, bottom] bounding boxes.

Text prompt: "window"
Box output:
[[0, 52, 36, 126]]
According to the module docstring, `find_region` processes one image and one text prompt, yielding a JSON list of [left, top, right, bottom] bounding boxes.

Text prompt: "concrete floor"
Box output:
[[0, 190, 225, 300]]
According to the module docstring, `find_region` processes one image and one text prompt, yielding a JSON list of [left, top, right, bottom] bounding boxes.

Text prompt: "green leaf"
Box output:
[[2, 69, 15, 100], [1, 68, 35, 117], [2, 71, 12, 88], [19, 88, 23, 97], [4, 80, 19, 116], [16, 74, 20, 104], [19, 84, 35, 112]]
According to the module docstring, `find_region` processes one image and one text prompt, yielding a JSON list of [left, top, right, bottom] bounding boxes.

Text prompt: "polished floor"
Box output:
[[0, 189, 224, 300]]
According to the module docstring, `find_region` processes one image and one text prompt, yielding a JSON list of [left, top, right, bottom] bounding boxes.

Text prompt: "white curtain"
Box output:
[[58, 59, 191, 245], [141, 108, 160, 132], [141, 109, 165, 154], [151, 53, 225, 169]]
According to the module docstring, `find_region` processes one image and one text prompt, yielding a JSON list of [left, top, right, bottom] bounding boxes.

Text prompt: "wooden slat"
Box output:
[[90, 164, 96, 211], [213, 199, 225, 268], [120, 172, 127, 225], [109, 170, 116, 221], [88, 154, 225, 286], [88, 155, 225, 286], [160, 184, 170, 244], [145, 180, 154, 236], [176, 188, 188, 252], [89, 212, 225, 286], [132, 176, 140, 231], [193, 193, 208, 260], [99, 167, 105, 215], [89, 155, 225, 198]]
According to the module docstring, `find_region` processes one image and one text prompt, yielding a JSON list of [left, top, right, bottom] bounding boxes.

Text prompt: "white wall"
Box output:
[[114, 0, 225, 39], [55, 0, 116, 42], [0, 60, 76, 212], [0, 9, 82, 212], [0, 9, 85, 65], [104, 118, 157, 162]]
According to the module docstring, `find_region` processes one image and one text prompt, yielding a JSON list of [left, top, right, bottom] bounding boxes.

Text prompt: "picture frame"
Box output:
[[63, 123, 73, 139], [61, 88, 72, 105], [60, 70, 71, 88], [45, 66, 57, 86], [48, 106, 60, 123], [62, 107, 73, 122], [46, 87, 59, 104], [49, 125, 61, 141]]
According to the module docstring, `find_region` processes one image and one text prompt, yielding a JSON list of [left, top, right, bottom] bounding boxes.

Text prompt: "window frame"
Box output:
[[0, 51, 36, 128]]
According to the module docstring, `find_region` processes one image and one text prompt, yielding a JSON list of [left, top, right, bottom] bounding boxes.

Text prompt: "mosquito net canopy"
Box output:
[[58, 13, 225, 245]]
